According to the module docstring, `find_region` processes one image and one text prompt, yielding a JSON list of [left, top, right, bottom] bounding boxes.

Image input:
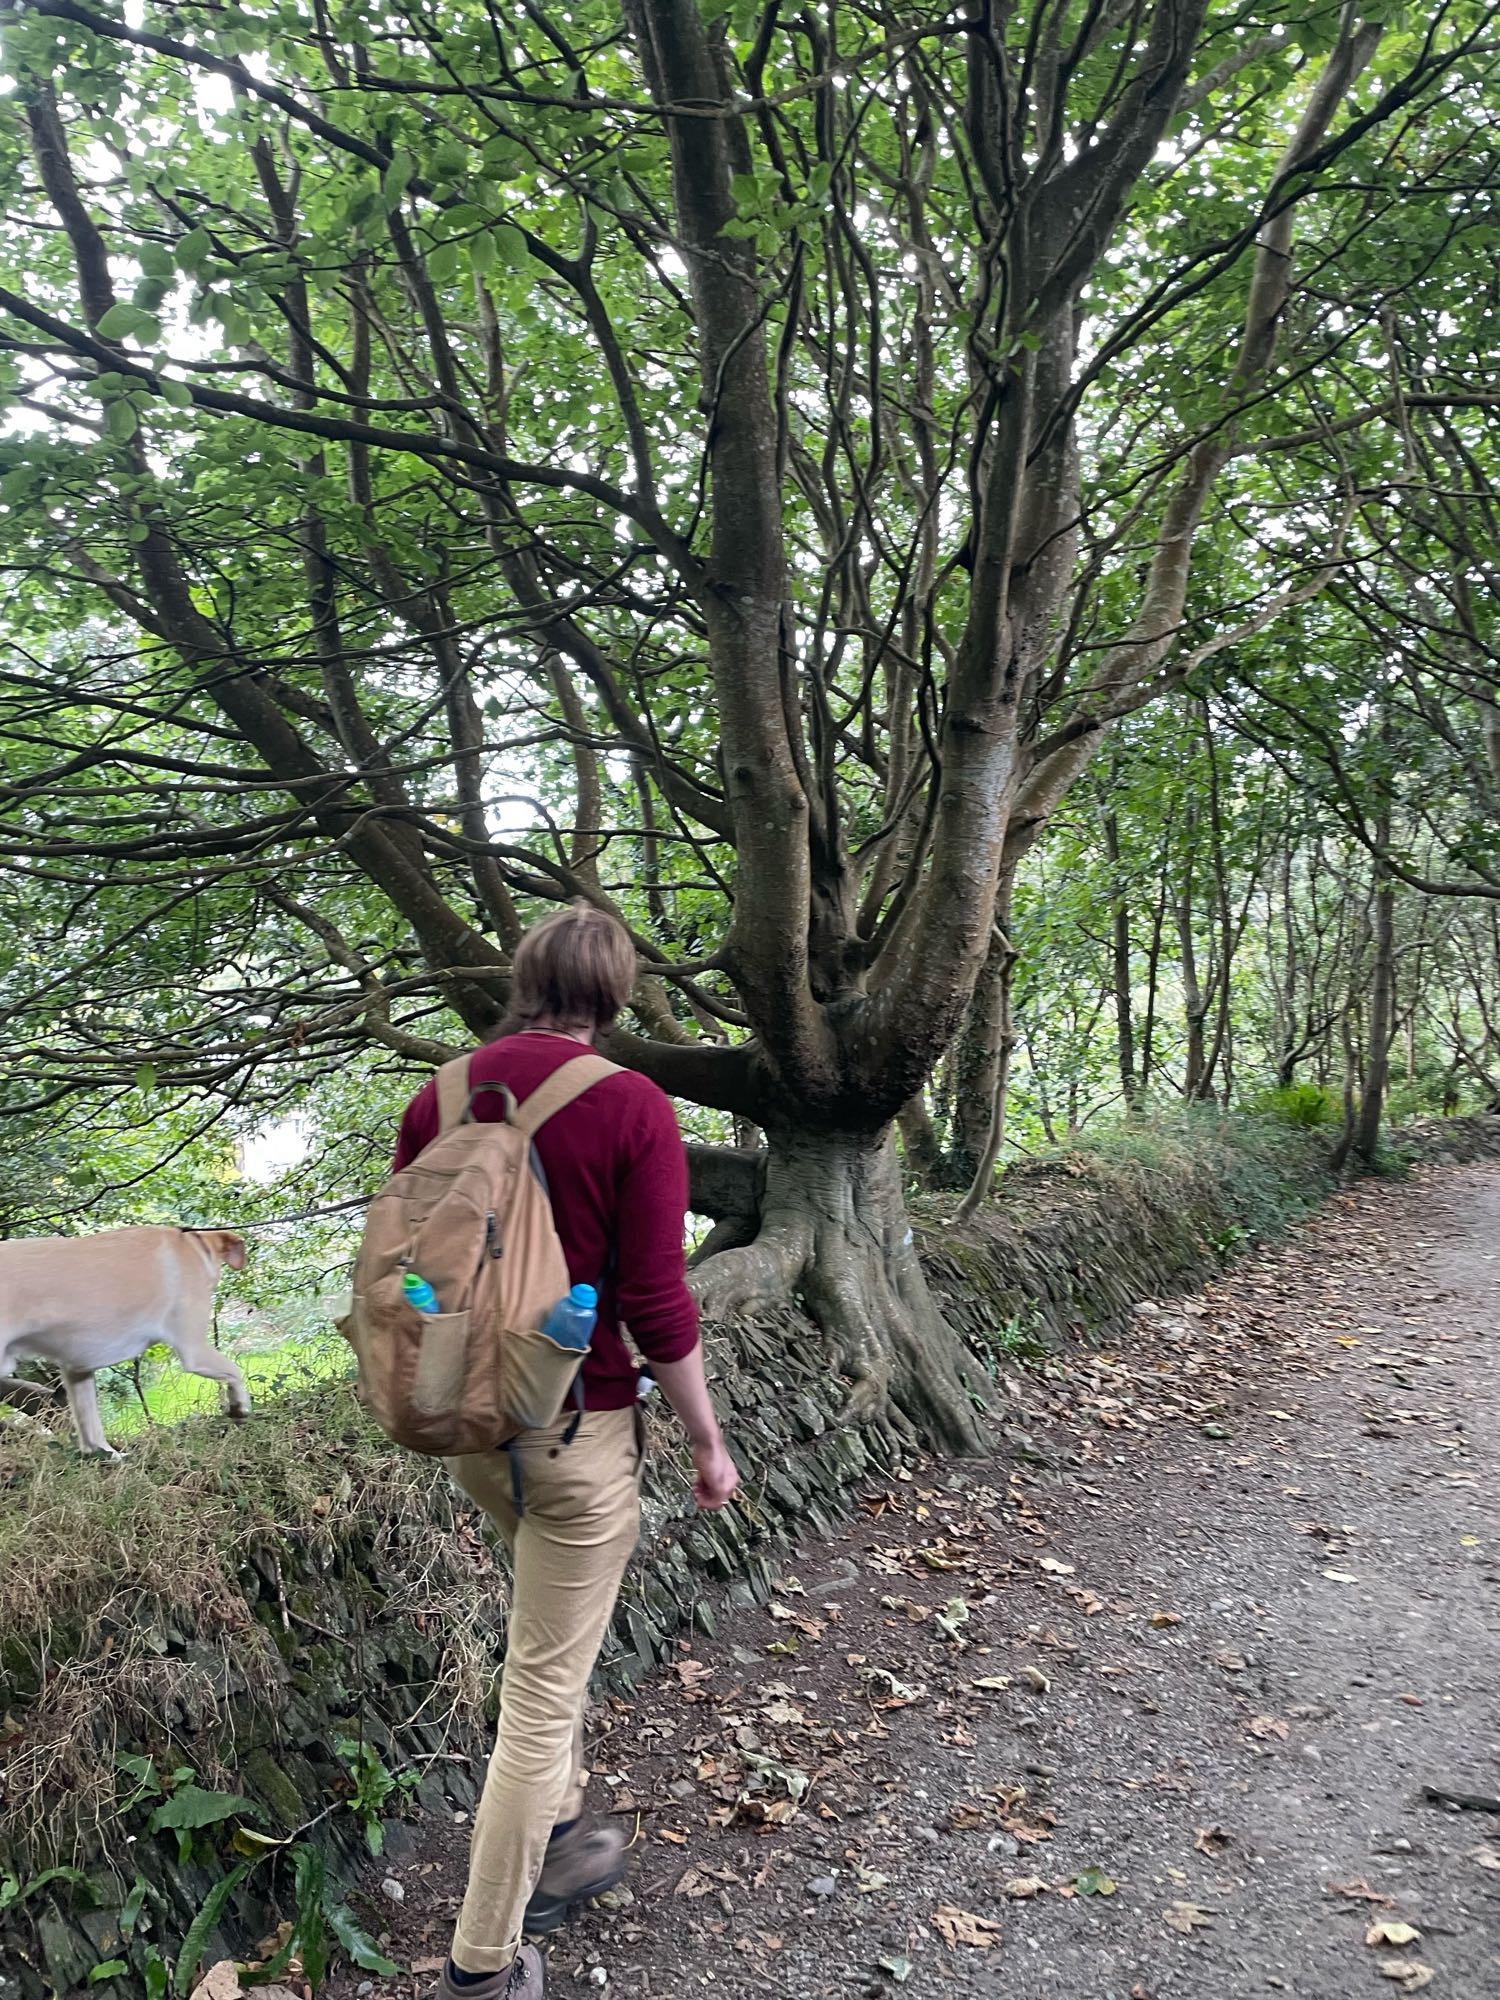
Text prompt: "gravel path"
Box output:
[[349, 1163, 1500, 2000]]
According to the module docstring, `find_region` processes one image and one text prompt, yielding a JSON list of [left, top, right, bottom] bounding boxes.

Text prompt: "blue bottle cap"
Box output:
[[570, 1283, 598, 1309]]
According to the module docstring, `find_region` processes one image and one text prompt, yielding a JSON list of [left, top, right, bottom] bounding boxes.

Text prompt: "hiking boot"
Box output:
[[524, 1819, 628, 1934], [435, 1944, 544, 1999]]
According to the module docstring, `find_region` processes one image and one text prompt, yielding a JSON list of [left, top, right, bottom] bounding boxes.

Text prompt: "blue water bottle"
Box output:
[[542, 1283, 597, 1350], [403, 1270, 440, 1315]]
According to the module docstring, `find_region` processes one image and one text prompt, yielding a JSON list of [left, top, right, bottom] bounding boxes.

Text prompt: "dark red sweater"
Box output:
[[393, 1033, 701, 1409]]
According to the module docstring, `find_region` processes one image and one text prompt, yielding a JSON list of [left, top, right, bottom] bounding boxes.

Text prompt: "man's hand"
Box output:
[[691, 1434, 740, 1510]]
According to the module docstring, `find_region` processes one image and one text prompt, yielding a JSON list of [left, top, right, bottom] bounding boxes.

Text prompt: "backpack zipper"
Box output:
[[485, 1210, 502, 1258]]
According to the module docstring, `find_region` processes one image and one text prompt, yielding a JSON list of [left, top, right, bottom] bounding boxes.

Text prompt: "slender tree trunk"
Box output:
[[1140, 844, 1169, 1096], [955, 912, 1018, 1219], [897, 1092, 944, 1185], [1102, 812, 1137, 1106], [1177, 815, 1210, 1099], [948, 916, 1014, 1185], [1353, 871, 1398, 1163]]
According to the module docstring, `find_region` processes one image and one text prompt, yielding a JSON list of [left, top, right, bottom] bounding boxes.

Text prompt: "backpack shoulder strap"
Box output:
[[510, 1053, 620, 1140], [435, 1054, 473, 1134]]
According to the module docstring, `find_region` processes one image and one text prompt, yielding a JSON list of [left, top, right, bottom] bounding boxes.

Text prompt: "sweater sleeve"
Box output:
[[393, 1078, 438, 1170], [613, 1085, 702, 1365]]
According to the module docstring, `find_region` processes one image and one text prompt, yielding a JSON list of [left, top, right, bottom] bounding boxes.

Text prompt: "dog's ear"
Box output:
[[218, 1231, 248, 1271]]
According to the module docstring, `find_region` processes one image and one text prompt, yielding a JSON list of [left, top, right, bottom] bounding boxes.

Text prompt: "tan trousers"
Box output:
[[445, 1406, 643, 1973]]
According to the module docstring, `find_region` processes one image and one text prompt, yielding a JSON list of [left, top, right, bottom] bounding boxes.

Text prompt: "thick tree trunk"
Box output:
[[690, 1128, 987, 1454]]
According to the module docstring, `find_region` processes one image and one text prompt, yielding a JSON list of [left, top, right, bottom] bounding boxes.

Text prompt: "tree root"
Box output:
[[689, 1218, 814, 1320], [689, 1129, 989, 1455]]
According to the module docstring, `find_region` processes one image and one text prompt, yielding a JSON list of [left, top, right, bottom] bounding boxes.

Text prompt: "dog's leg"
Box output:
[[61, 1369, 120, 1457], [173, 1340, 252, 1421]]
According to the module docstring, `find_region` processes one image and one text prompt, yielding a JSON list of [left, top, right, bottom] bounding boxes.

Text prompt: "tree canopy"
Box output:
[[1, 0, 1497, 1443]]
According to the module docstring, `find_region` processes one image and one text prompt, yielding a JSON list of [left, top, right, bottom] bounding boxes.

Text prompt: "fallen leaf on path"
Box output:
[[1326, 1878, 1394, 1905], [1163, 1900, 1216, 1933], [1004, 1875, 1048, 1899], [877, 1954, 913, 1984], [1247, 1714, 1289, 1740], [1019, 1665, 1051, 1693], [933, 1904, 1002, 1950], [1323, 1568, 1360, 1583], [1194, 1824, 1231, 1855], [411, 1959, 447, 1977], [658, 1829, 689, 1845], [970, 1674, 1012, 1692], [1379, 1961, 1434, 1990], [1149, 1610, 1182, 1628], [1073, 1866, 1117, 1896], [1038, 1557, 1075, 1576], [1366, 1920, 1421, 1948]]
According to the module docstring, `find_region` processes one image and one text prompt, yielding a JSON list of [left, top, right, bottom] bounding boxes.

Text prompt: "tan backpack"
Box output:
[[339, 1051, 618, 1456]]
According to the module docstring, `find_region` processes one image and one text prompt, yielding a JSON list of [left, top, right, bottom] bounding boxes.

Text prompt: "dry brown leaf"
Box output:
[[411, 1959, 447, 1977], [1326, 1878, 1394, 1905], [1247, 1714, 1289, 1741], [1214, 1651, 1248, 1672], [189, 1967, 244, 2000], [1038, 1557, 1075, 1577], [933, 1904, 1003, 1950], [1162, 1900, 1216, 1934], [1149, 1610, 1182, 1628], [970, 1674, 1012, 1692], [1193, 1825, 1230, 1855], [1379, 1961, 1434, 1991], [1019, 1665, 1051, 1693], [1366, 1920, 1422, 1948], [1003, 1875, 1048, 1899], [658, 1828, 689, 1845]]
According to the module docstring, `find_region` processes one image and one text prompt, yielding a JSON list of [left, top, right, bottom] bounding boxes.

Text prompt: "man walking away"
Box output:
[[392, 904, 740, 1997]]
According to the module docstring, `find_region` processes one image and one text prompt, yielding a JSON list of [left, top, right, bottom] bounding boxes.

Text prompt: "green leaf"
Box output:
[[382, 147, 416, 210], [119, 1876, 150, 1939], [0, 1866, 88, 1911], [134, 1062, 158, 1092], [158, 377, 192, 410], [493, 224, 532, 274], [467, 231, 497, 277], [290, 1845, 329, 1989], [144, 1949, 169, 2000], [1073, 1865, 1117, 1897], [426, 239, 460, 284], [96, 303, 160, 345], [89, 1961, 128, 1983], [126, 520, 151, 545], [148, 1786, 259, 1836], [878, 1955, 912, 1984], [105, 401, 139, 443], [327, 1901, 400, 1976], [172, 1863, 250, 1997]]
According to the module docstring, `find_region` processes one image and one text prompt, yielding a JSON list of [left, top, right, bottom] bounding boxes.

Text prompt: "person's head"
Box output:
[[500, 903, 636, 1040]]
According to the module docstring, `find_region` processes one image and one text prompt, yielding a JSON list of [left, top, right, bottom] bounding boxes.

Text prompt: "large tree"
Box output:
[[0, 0, 1490, 1444]]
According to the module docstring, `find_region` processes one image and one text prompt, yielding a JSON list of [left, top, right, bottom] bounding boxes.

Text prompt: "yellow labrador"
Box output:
[[0, 1226, 249, 1455]]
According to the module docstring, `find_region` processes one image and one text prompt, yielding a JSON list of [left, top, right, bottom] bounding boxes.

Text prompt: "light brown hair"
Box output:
[[500, 903, 636, 1036]]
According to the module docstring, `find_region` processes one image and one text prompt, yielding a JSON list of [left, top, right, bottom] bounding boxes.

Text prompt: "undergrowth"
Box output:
[[0, 1388, 494, 1874]]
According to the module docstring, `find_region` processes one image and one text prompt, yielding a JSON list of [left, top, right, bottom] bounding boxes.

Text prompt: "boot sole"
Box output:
[[523, 1860, 628, 1936]]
